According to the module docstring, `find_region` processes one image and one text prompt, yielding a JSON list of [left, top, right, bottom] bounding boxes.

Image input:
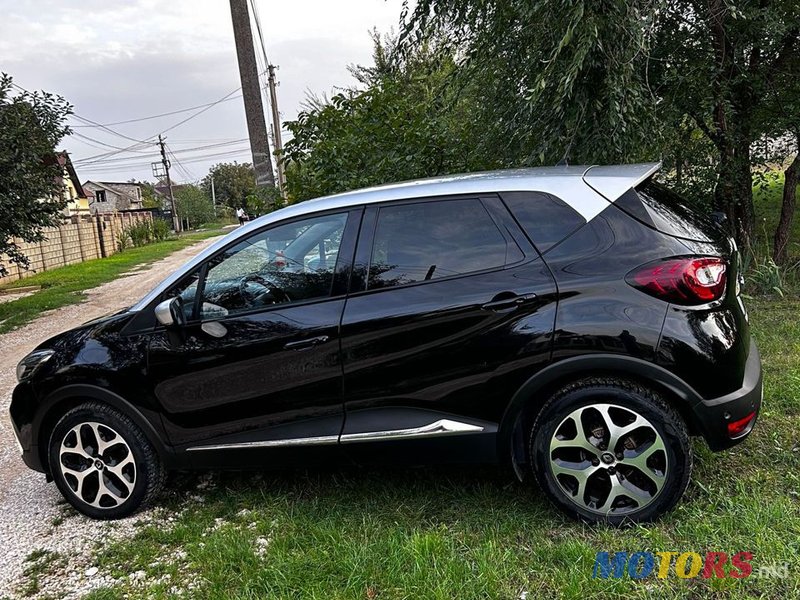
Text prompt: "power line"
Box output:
[[79, 147, 253, 173], [70, 114, 150, 144], [69, 95, 244, 128], [73, 138, 250, 166]]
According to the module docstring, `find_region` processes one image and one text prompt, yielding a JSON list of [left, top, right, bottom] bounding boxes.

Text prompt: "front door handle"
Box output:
[[284, 335, 329, 351], [481, 292, 537, 311]]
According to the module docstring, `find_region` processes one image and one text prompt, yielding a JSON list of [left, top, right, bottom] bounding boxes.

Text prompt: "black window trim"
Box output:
[[155, 206, 364, 325], [349, 193, 536, 298]]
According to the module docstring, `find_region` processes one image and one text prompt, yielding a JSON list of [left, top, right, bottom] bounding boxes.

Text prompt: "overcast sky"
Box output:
[[1, 0, 406, 183]]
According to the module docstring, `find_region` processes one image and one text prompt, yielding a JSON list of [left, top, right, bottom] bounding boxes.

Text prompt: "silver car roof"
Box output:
[[130, 162, 660, 312]]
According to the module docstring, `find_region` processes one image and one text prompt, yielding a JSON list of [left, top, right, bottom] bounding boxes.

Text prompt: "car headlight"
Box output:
[[16, 349, 55, 382]]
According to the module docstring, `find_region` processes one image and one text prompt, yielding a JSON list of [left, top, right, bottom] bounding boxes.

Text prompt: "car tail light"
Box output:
[[727, 411, 756, 438], [626, 257, 727, 305], [274, 250, 287, 269]]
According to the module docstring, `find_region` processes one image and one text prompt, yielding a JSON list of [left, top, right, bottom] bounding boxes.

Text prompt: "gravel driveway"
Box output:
[[0, 236, 220, 599]]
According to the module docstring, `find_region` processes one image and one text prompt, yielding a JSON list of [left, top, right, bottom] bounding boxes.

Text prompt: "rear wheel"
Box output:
[[48, 402, 165, 519], [529, 378, 692, 525]]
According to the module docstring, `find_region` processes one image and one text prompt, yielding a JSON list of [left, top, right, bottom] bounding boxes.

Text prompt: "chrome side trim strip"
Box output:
[[185, 419, 485, 451], [340, 419, 484, 443], [186, 434, 338, 452]]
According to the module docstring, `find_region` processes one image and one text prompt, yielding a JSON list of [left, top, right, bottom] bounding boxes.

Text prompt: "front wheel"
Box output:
[[530, 378, 692, 525], [48, 402, 165, 519]]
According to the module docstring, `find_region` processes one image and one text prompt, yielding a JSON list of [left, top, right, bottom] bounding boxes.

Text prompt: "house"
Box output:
[[83, 181, 144, 214], [45, 152, 89, 216], [153, 179, 187, 207]]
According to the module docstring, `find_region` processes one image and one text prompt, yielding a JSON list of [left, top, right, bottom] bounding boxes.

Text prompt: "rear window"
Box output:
[[502, 192, 586, 253], [619, 181, 719, 242]]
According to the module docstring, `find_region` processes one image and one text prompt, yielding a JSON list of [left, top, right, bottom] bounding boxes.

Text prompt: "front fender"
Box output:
[[31, 384, 180, 472]]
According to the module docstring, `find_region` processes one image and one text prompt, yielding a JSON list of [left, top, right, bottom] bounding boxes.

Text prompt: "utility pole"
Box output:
[[211, 176, 217, 217], [267, 64, 286, 197], [229, 0, 275, 190], [158, 134, 180, 232]]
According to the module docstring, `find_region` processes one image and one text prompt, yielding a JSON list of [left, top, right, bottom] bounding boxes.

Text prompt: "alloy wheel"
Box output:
[[548, 403, 668, 516], [58, 421, 136, 509]]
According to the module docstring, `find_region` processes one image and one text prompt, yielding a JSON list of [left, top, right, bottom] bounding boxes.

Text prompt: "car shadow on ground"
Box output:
[[157, 464, 558, 529]]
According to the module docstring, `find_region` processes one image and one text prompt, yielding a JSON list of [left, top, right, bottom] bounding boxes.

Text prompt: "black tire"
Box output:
[[48, 402, 166, 520], [529, 377, 692, 525]]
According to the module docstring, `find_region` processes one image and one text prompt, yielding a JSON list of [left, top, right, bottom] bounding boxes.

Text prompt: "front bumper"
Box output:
[[692, 339, 762, 451], [9, 381, 46, 472]]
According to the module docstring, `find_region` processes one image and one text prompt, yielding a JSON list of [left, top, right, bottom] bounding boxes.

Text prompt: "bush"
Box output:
[[116, 230, 130, 252], [127, 222, 151, 247], [150, 219, 171, 242]]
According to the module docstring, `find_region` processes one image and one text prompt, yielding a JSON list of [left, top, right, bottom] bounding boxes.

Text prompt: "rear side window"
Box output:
[[502, 192, 585, 253], [368, 198, 522, 289]]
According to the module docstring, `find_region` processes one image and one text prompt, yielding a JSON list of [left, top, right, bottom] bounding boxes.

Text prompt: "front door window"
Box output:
[[194, 213, 348, 319]]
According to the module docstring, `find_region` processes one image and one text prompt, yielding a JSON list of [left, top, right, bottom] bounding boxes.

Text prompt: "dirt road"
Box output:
[[0, 236, 219, 599]]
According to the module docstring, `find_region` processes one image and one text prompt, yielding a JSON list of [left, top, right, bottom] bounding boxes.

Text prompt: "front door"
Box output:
[[339, 195, 558, 465], [147, 208, 360, 468]]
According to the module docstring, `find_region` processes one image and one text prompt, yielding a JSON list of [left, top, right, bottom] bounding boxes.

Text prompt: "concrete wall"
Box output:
[[0, 211, 154, 287]]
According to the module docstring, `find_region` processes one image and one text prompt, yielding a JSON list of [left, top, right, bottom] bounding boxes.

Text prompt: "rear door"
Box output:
[[338, 195, 558, 465]]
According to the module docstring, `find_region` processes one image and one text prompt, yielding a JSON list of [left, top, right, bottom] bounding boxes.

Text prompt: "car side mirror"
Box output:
[[154, 297, 186, 327]]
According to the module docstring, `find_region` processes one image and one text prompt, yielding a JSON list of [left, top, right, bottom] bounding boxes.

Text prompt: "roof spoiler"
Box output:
[[582, 162, 661, 203]]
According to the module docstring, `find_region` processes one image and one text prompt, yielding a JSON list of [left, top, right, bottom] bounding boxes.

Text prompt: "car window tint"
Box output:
[[199, 213, 347, 318], [502, 192, 586, 253], [368, 199, 519, 289]]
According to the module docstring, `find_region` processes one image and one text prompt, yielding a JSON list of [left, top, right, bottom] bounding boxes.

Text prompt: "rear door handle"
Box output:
[[481, 293, 537, 311], [284, 335, 329, 351]]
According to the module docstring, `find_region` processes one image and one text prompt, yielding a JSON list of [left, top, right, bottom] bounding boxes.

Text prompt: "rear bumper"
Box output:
[[692, 339, 762, 451]]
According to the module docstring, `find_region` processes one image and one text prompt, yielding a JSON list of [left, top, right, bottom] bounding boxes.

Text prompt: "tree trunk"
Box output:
[[714, 138, 755, 248], [773, 149, 800, 265]]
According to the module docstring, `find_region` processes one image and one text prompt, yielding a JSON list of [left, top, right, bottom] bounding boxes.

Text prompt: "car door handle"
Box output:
[[481, 293, 537, 311], [284, 335, 329, 351]]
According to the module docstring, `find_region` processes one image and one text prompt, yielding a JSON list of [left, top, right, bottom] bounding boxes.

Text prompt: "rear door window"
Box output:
[[367, 198, 522, 289], [502, 192, 586, 253]]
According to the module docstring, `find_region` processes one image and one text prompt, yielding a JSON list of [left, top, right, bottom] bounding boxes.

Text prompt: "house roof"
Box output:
[[47, 151, 86, 198]]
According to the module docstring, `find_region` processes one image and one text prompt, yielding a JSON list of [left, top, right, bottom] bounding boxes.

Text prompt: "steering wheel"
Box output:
[[238, 274, 291, 307]]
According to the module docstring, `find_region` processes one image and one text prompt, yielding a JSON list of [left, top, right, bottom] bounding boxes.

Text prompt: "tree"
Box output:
[[201, 162, 255, 210], [174, 184, 215, 229], [401, 0, 800, 246], [0, 74, 72, 276], [284, 33, 490, 201]]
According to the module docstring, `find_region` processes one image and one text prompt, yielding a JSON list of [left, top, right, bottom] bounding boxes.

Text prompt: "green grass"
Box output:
[[73, 298, 800, 599], [18, 550, 63, 597], [753, 170, 800, 255], [0, 229, 223, 334]]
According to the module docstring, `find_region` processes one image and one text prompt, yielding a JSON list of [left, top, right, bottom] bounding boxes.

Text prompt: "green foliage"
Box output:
[[127, 222, 152, 247], [115, 229, 130, 253], [139, 181, 161, 209], [175, 184, 215, 229], [0, 73, 72, 276], [244, 185, 282, 217], [284, 33, 492, 201], [150, 218, 171, 242], [399, 0, 800, 244], [117, 220, 173, 252], [202, 162, 256, 210]]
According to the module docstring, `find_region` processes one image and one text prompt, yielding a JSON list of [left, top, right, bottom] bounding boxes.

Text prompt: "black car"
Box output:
[[10, 163, 761, 524]]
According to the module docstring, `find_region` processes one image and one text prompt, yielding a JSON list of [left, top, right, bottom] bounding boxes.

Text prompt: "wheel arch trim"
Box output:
[[498, 354, 704, 474], [34, 384, 175, 471]]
